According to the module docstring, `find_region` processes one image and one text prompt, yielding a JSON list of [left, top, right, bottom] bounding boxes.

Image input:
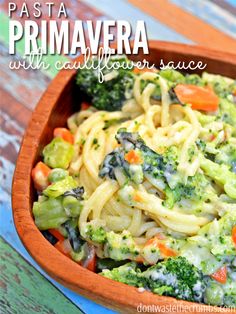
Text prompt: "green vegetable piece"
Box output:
[[219, 98, 236, 126], [215, 143, 236, 173], [33, 197, 68, 230], [159, 69, 185, 83], [48, 168, 69, 183], [185, 74, 204, 86], [43, 176, 78, 198], [101, 262, 143, 287], [104, 231, 140, 261], [202, 72, 236, 98], [200, 157, 236, 199], [85, 224, 107, 244], [204, 282, 224, 306], [142, 256, 205, 302], [43, 137, 74, 169], [76, 56, 134, 111], [96, 258, 130, 271], [223, 278, 236, 307], [62, 196, 82, 217]]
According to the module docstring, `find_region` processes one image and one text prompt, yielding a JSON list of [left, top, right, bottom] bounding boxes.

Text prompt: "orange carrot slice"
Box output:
[[211, 266, 227, 284], [232, 226, 236, 247], [31, 161, 51, 190], [174, 84, 219, 112], [124, 150, 143, 164], [53, 128, 74, 144]]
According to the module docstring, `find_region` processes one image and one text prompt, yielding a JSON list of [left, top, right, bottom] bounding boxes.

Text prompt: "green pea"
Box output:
[[62, 195, 82, 217], [48, 168, 68, 183], [204, 282, 224, 306]]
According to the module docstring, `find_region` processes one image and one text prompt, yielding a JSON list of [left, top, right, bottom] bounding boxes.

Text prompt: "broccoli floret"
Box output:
[[101, 257, 206, 302], [198, 211, 236, 257], [142, 257, 205, 302], [159, 69, 185, 83], [99, 129, 178, 184], [180, 211, 236, 276], [215, 143, 236, 173], [76, 56, 134, 111], [219, 99, 236, 127], [200, 156, 236, 199], [159, 69, 205, 87], [101, 262, 144, 287], [185, 74, 205, 86], [104, 230, 140, 261], [164, 173, 209, 209], [100, 129, 211, 208], [82, 223, 107, 244], [202, 72, 236, 98]]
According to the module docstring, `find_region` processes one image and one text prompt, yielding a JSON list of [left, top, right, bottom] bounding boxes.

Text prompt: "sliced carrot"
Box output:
[[53, 128, 74, 144], [157, 243, 177, 257], [232, 226, 236, 246], [133, 193, 143, 202], [81, 101, 91, 110], [145, 236, 159, 247], [210, 266, 227, 284], [86, 255, 96, 272], [209, 134, 216, 142], [124, 150, 143, 164], [174, 84, 219, 112], [144, 236, 177, 257], [31, 161, 51, 190], [135, 256, 145, 263], [54, 239, 71, 258], [48, 229, 65, 242]]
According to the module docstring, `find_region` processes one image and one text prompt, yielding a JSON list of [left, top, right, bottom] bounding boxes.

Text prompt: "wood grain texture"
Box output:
[[0, 42, 51, 110], [0, 89, 31, 128], [12, 41, 236, 313], [209, 0, 236, 16], [128, 0, 236, 54], [0, 237, 83, 314]]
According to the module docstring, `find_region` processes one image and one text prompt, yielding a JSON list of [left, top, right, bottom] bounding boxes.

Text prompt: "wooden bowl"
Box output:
[[12, 41, 236, 313]]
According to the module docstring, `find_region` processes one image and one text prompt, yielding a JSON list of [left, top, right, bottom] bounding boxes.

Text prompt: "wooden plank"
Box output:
[[226, 0, 236, 7], [170, 0, 236, 39], [0, 112, 23, 164], [82, 0, 192, 43], [0, 88, 32, 128], [0, 110, 24, 165], [0, 236, 83, 314], [128, 0, 236, 53], [211, 0, 236, 16], [0, 42, 50, 110]]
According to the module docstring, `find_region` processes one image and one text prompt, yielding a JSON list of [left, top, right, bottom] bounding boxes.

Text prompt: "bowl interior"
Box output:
[[13, 41, 236, 313]]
